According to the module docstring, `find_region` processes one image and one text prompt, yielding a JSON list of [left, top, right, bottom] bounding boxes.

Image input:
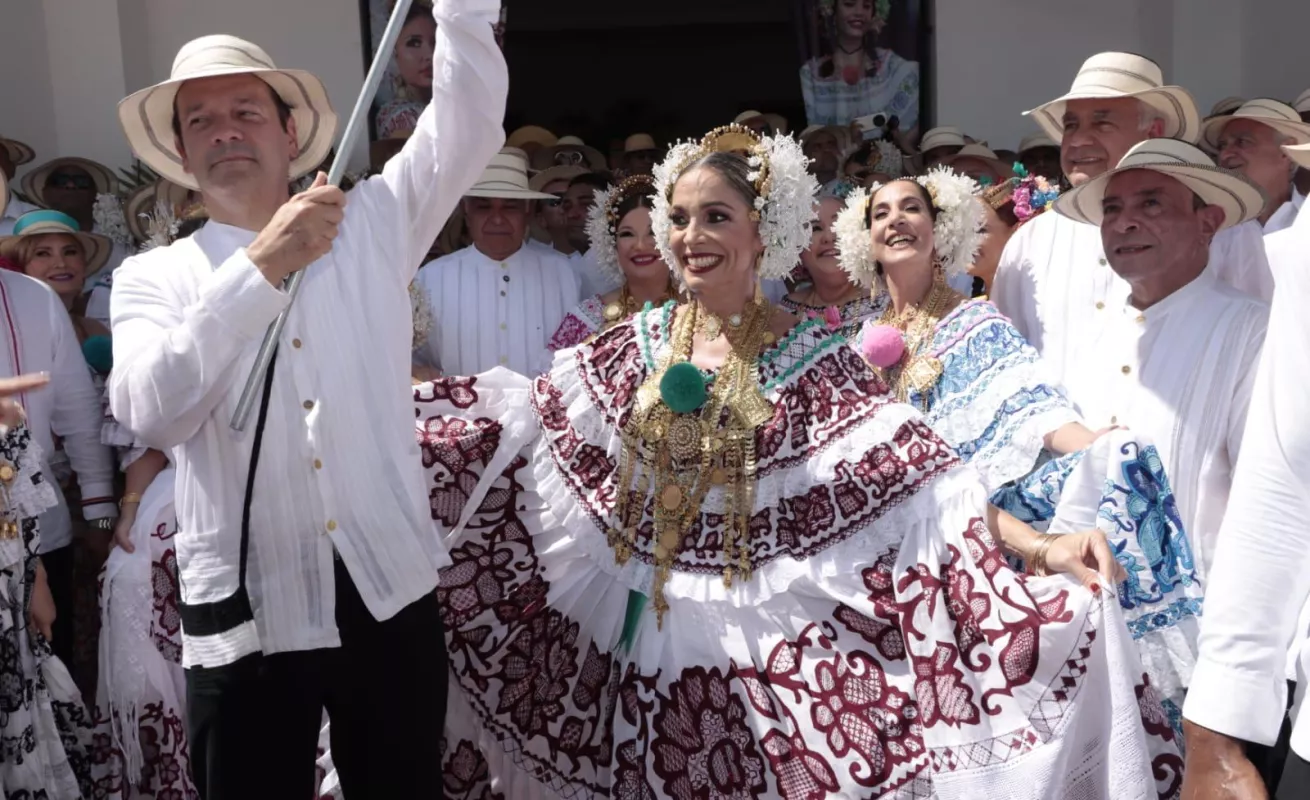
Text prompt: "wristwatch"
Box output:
[[87, 517, 115, 533]]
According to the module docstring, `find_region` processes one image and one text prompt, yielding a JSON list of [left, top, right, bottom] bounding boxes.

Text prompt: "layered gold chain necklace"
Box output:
[[602, 278, 679, 328], [874, 278, 961, 408], [609, 299, 776, 629]]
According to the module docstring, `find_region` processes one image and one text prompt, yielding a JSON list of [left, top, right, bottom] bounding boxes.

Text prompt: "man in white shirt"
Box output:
[[1181, 142, 1310, 800], [563, 171, 622, 297], [993, 53, 1274, 397], [1200, 99, 1310, 235], [0, 172, 117, 667], [107, 3, 507, 796], [1266, 142, 1310, 286], [416, 148, 579, 376], [0, 136, 39, 237], [1050, 139, 1269, 581]]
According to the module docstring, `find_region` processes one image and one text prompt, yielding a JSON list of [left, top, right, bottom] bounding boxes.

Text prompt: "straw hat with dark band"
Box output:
[[118, 34, 338, 190], [1054, 138, 1265, 231], [1199, 99, 1310, 152], [1026, 52, 1200, 144], [0, 137, 34, 168], [467, 149, 556, 200], [20, 157, 119, 207]]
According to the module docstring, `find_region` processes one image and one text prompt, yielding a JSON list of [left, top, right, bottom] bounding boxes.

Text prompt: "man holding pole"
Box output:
[[107, 0, 507, 796]]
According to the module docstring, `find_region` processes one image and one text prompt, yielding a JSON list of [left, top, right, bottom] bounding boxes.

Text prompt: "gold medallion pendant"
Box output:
[[902, 355, 944, 395], [0, 462, 14, 484], [665, 416, 701, 463], [603, 303, 623, 322]]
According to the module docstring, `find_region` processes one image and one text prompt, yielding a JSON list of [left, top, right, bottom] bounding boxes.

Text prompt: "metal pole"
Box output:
[[231, 0, 416, 431]]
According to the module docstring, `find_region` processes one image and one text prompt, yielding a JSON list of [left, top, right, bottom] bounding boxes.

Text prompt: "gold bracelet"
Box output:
[[120, 492, 143, 507], [1031, 533, 1058, 577]]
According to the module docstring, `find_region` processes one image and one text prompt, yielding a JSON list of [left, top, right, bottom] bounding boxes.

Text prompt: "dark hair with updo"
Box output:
[[613, 188, 656, 232], [672, 151, 761, 211], [865, 178, 938, 227], [405, 1, 432, 25]]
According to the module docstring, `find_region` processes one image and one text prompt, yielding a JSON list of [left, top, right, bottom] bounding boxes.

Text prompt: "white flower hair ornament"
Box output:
[[584, 174, 659, 287], [834, 184, 878, 287], [834, 169, 984, 289], [651, 124, 820, 283]]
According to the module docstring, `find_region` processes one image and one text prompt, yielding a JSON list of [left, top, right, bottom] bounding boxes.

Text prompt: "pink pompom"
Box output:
[[860, 324, 906, 368]]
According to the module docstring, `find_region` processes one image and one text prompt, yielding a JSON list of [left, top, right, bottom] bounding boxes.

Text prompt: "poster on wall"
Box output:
[[361, 0, 506, 156], [794, 0, 926, 146]]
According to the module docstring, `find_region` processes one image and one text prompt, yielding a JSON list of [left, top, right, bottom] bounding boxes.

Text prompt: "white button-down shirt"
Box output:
[[417, 243, 580, 377], [0, 270, 116, 551], [1059, 268, 1267, 579], [993, 212, 1273, 394], [1184, 229, 1310, 759], [1266, 188, 1310, 285], [108, 0, 507, 668]]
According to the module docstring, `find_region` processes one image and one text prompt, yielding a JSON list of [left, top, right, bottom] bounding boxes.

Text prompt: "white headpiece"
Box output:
[[834, 168, 985, 290], [583, 174, 660, 286], [651, 125, 820, 282]]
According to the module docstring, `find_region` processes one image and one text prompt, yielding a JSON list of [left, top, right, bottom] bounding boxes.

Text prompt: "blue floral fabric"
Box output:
[[993, 434, 1202, 739]]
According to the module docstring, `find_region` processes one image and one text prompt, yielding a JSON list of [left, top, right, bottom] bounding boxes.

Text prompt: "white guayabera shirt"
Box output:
[[107, 0, 509, 668]]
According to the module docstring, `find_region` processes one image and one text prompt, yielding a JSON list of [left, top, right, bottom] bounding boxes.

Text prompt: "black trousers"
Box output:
[[185, 559, 448, 800], [1279, 750, 1310, 800], [42, 544, 74, 666], [1248, 680, 1299, 795]]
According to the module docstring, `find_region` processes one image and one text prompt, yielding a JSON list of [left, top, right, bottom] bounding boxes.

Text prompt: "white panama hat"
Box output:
[[1054, 138, 1265, 231], [118, 34, 338, 190], [1199, 99, 1310, 152], [466, 149, 557, 200], [1026, 52, 1200, 144]]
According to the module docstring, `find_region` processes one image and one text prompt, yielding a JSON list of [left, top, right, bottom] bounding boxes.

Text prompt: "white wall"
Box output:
[[934, 0, 1309, 151], [0, 0, 58, 174]]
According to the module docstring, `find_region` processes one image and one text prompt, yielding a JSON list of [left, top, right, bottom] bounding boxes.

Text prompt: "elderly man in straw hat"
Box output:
[[1045, 141, 1269, 743], [105, 1, 507, 796], [992, 52, 1273, 397], [1182, 141, 1310, 800], [1050, 138, 1268, 585], [415, 147, 579, 377], [1201, 98, 1310, 235]]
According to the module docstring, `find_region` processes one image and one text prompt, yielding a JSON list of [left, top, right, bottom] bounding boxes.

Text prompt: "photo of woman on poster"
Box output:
[[798, 0, 922, 145], [374, 1, 436, 139], [365, 0, 505, 143]]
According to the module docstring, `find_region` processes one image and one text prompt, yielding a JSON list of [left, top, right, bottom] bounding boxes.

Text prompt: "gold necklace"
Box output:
[[602, 278, 678, 327], [874, 279, 961, 408], [609, 299, 777, 629]]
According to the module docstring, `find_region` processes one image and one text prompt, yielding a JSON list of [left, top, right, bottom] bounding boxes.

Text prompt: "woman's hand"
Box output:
[[112, 503, 138, 553], [30, 560, 55, 641], [1043, 530, 1126, 593]]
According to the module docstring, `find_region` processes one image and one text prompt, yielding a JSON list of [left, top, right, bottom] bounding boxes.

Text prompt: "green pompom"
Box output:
[[660, 362, 707, 414]]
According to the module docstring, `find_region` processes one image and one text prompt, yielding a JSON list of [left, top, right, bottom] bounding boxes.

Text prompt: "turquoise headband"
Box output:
[[12, 209, 83, 236]]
